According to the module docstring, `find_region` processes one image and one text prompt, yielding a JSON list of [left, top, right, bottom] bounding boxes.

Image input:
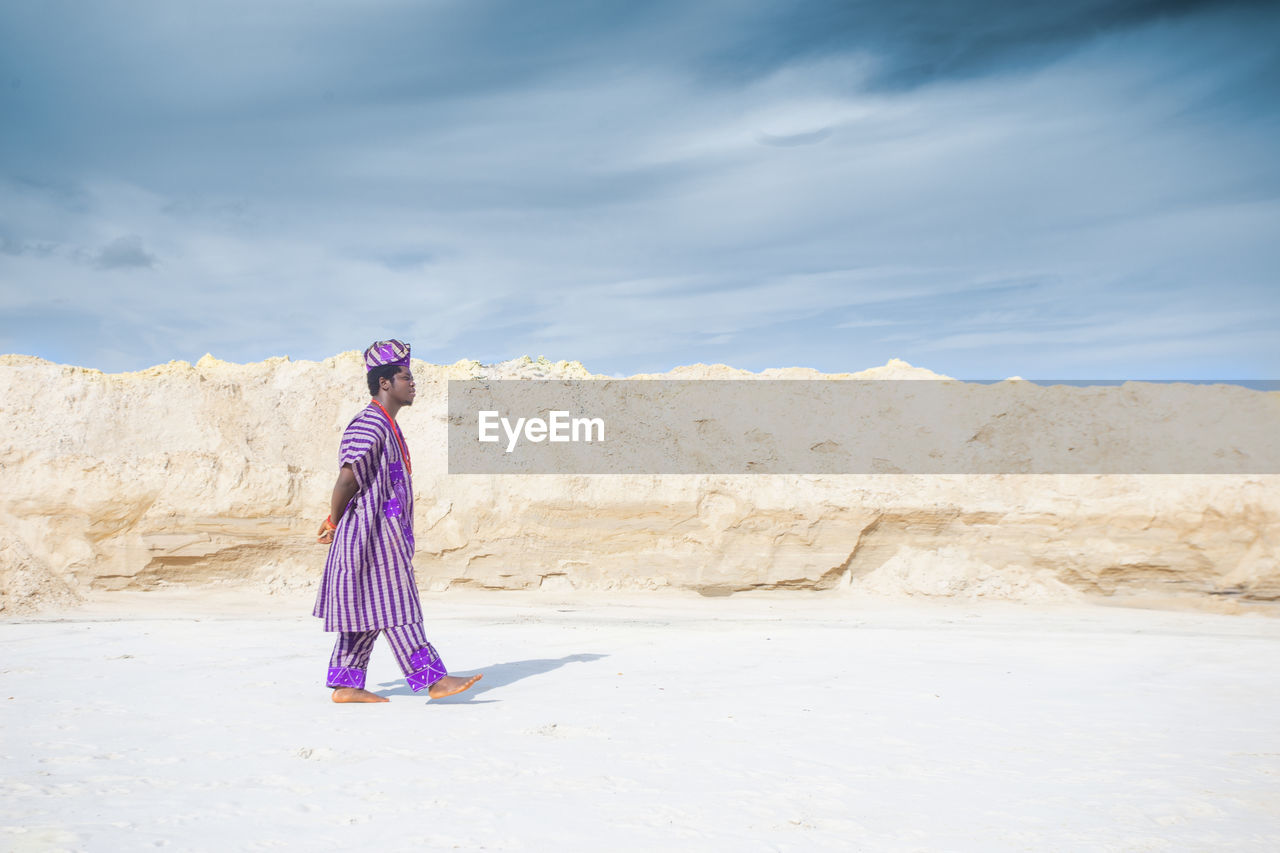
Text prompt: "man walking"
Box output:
[[314, 339, 481, 703]]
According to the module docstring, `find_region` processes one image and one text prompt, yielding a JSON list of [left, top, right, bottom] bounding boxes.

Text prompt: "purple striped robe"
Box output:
[[313, 403, 423, 631]]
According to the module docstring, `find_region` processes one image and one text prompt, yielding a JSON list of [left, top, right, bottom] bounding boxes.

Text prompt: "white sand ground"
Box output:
[[2, 591, 1278, 852]]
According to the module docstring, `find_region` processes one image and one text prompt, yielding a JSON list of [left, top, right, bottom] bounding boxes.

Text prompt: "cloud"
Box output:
[[757, 127, 833, 147], [1, 235, 56, 257], [93, 235, 156, 270]]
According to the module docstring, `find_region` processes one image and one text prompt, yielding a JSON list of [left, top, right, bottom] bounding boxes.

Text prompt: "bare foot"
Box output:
[[331, 687, 389, 703], [428, 673, 483, 699]]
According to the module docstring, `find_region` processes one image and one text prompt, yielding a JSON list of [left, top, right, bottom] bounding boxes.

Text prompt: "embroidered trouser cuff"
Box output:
[[405, 645, 448, 692], [326, 666, 367, 689]]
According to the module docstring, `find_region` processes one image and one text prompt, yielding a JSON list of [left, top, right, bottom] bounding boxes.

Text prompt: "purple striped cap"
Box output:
[[364, 339, 411, 372]]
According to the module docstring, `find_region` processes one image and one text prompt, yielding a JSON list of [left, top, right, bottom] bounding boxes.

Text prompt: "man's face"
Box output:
[[383, 367, 416, 406]]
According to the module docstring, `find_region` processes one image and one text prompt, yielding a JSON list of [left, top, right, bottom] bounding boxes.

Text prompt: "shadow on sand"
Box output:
[[376, 653, 608, 703]]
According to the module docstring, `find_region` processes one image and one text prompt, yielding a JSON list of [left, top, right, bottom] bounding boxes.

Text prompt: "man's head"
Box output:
[[367, 363, 415, 405], [363, 339, 415, 405]]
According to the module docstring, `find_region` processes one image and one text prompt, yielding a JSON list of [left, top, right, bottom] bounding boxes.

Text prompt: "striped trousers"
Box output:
[[326, 622, 448, 693]]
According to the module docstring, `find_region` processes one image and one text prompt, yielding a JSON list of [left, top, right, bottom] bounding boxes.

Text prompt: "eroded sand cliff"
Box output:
[[1, 354, 1276, 612]]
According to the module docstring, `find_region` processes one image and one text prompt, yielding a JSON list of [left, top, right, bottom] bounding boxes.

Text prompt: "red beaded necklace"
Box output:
[[370, 399, 412, 475]]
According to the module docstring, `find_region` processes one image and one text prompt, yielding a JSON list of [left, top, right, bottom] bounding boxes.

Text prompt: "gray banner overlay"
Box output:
[[447, 380, 1280, 474]]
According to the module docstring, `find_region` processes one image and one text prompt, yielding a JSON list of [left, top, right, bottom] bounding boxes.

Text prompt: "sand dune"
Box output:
[[1, 354, 1277, 613]]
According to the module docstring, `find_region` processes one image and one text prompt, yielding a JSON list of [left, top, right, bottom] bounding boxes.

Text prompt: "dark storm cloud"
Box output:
[[2, 1, 1274, 196], [3, 1, 1265, 158], [706, 0, 1278, 88]]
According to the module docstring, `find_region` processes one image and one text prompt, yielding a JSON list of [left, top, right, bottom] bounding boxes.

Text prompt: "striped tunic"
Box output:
[[313, 403, 423, 631]]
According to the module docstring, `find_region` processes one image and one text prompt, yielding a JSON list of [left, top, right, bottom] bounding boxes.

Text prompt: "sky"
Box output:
[[1, 0, 1277, 378]]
